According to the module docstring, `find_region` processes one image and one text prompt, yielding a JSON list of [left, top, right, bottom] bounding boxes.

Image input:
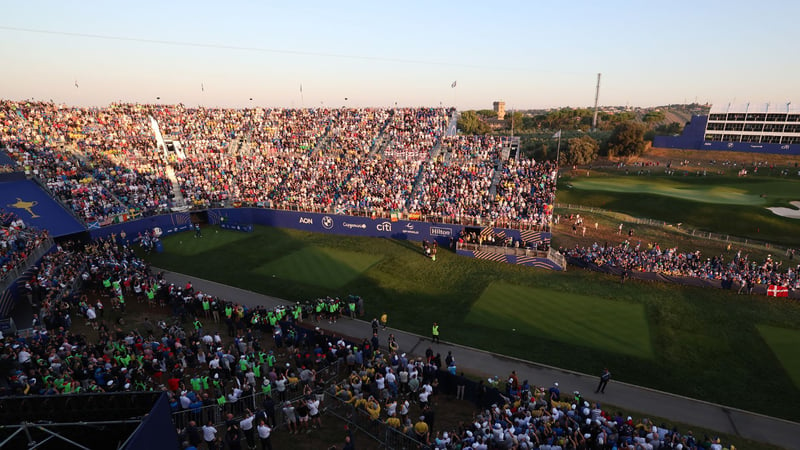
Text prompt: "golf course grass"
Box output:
[[558, 173, 800, 246], [466, 282, 653, 359], [756, 324, 800, 389], [254, 247, 383, 289], [146, 225, 800, 421]]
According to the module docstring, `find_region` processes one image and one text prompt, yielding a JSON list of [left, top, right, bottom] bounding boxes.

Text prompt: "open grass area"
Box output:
[[254, 247, 383, 289], [466, 282, 653, 359], [558, 173, 800, 246], [756, 324, 800, 389], [146, 226, 800, 422]]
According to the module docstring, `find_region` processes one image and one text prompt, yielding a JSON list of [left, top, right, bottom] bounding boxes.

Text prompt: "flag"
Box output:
[[87, 221, 101, 230], [451, 81, 457, 88], [300, 84, 303, 93], [767, 285, 789, 297], [390, 211, 399, 222], [201, 83, 204, 92], [74, 80, 79, 88], [552, 130, 561, 139]]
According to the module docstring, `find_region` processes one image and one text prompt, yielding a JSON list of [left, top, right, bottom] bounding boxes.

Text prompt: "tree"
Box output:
[[457, 111, 491, 135], [654, 122, 684, 135], [475, 109, 497, 119], [643, 110, 666, 124], [505, 111, 525, 131], [607, 121, 646, 157], [565, 135, 599, 165]]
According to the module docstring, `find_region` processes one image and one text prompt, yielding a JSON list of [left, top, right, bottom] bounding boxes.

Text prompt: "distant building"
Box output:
[[493, 101, 506, 120], [654, 102, 800, 155]]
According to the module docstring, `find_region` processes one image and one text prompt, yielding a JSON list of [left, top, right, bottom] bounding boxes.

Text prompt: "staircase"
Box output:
[[164, 165, 189, 210]]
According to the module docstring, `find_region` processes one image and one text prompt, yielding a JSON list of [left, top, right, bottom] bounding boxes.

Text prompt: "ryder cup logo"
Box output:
[[322, 216, 334, 229]]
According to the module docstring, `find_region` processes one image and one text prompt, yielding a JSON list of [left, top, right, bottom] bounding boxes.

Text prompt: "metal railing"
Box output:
[[554, 203, 788, 253], [325, 393, 431, 450], [171, 360, 343, 430], [456, 242, 549, 258]]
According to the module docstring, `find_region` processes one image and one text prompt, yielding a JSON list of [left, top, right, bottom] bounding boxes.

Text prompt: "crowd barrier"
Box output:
[[565, 256, 800, 299], [89, 208, 552, 250]]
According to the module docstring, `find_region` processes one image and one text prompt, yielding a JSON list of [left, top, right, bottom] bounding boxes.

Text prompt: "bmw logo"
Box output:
[[322, 216, 334, 229]]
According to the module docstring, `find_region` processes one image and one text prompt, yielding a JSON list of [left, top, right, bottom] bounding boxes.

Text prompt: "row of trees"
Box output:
[[518, 122, 650, 165], [456, 107, 689, 164]]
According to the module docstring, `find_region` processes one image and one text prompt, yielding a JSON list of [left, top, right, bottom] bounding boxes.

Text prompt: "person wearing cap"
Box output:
[[282, 400, 297, 434]]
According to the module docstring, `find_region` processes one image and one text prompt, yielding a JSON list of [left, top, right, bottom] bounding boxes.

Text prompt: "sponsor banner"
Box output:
[[220, 222, 254, 233], [90, 213, 195, 240], [207, 208, 461, 244]]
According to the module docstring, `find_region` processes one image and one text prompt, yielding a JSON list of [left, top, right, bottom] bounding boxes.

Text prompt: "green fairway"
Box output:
[[254, 247, 383, 289], [558, 174, 800, 246], [146, 226, 800, 421], [569, 178, 765, 205], [757, 324, 800, 389], [466, 282, 653, 359]]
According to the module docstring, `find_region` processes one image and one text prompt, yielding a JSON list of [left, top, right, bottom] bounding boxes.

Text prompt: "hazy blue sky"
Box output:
[[2, 1, 798, 110]]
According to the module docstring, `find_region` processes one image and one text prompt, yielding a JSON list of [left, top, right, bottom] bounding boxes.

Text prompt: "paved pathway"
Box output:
[[158, 268, 798, 449]]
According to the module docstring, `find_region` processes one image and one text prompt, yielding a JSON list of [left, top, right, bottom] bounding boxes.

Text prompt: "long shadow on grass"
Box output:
[[147, 225, 800, 421]]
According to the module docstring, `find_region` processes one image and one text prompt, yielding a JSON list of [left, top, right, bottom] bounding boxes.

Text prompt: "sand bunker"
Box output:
[[767, 201, 800, 219]]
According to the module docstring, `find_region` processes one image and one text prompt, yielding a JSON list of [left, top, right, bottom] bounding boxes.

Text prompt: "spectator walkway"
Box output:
[[157, 268, 800, 450]]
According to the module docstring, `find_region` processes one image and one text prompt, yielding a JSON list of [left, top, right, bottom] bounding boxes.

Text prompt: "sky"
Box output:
[[1, 1, 798, 110]]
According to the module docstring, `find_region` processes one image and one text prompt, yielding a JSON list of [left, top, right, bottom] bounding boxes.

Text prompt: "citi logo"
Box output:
[[376, 222, 392, 232]]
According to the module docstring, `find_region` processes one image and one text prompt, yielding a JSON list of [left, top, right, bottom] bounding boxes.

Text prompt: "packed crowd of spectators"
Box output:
[[0, 229, 742, 449], [1, 101, 556, 230], [561, 240, 800, 291], [0, 102, 173, 223], [0, 209, 50, 281]]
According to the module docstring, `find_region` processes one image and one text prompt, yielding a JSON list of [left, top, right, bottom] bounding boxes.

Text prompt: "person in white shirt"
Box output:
[[257, 420, 272, 450], [307, 397, 322, 429], [201, 420, 217, 447], [240, 409, 256, 449]]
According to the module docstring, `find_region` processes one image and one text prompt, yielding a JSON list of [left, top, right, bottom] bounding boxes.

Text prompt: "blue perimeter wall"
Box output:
[[654, 115, 800, 155], [91, 208, 552, 247], [89, 208, 555, 267]]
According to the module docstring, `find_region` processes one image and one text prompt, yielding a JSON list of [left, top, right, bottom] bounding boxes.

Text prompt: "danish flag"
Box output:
[[767, 285, 789, 297]]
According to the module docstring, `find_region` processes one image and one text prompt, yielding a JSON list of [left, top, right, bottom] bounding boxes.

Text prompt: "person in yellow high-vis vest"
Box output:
[[431, 322, 440, 344]]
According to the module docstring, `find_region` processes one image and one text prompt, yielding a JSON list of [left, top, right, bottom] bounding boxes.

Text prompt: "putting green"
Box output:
[[254, 247, 383, 289], [570, 178, 764, 205], [466, 282, 653, 359], [756, 324, 800, 388]]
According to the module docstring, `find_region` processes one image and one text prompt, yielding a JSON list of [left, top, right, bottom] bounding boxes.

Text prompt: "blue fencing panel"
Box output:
[[0, 180, 86, 236], [654, 115, 800, 155], [125, 392, 180, 450], [89, 212, 193, 241], [207, 208, 464, 245]]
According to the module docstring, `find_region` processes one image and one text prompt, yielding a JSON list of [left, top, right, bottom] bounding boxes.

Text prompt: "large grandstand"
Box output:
[[0, 101, 553, 232], [654, 102, 800, 154], [1, 100, 799, 449]]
